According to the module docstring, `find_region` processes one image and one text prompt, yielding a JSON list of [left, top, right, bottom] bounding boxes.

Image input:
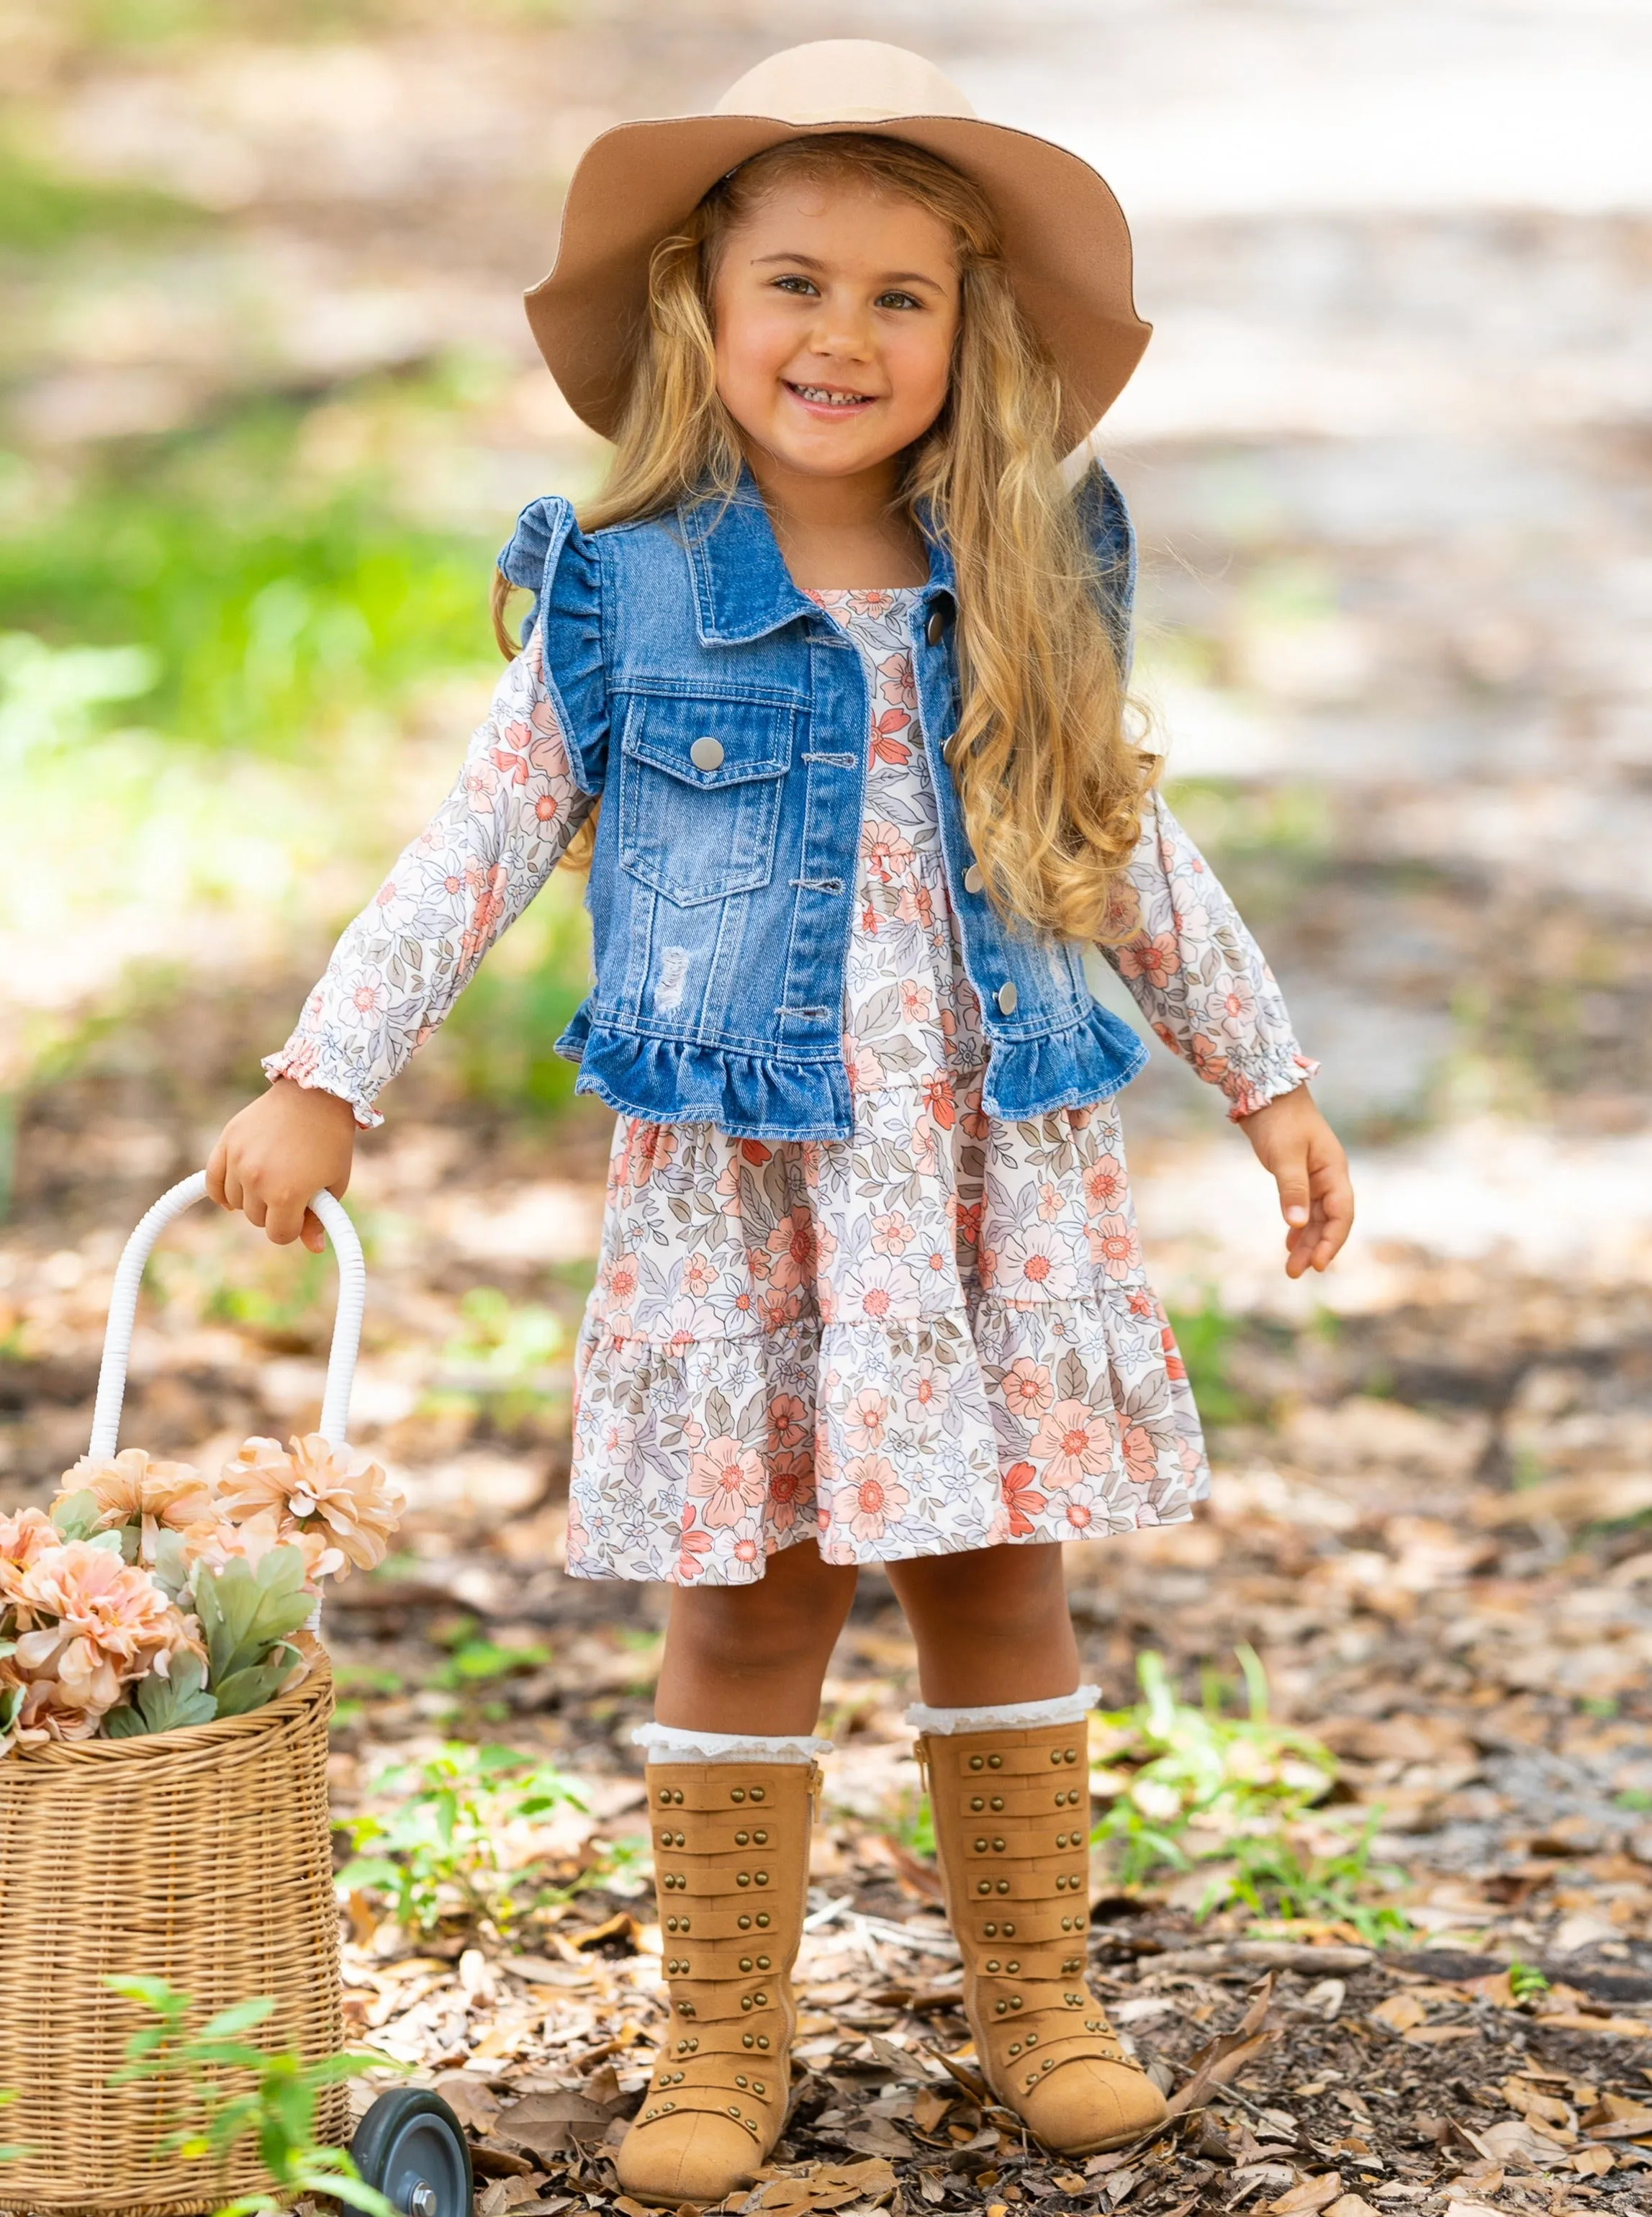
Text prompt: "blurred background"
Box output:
[[6, 0, 1652, 1942]]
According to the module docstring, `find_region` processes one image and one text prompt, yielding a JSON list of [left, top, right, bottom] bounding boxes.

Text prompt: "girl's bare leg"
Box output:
[[884, 1540, 1079, 1706], [652, 1538, 859, 1733]]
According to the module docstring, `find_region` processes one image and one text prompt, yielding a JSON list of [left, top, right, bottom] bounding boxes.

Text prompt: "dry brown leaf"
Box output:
[[1539, 2011, 1652, 2037], [494, 2088, 612, 2163], [1584, 2103, 1652, 2139], [1323, 2198, 1380, 2217], [1164, 1979, 1281, 2120], [432, 2072, 501, 2134], [564, 1911, 638, 1951], [1402, 2025, 1480, 2045], [864, 2033, 934, 2084], [1499, 2079, 1571, 2127], [1479, 2119, 1574, 2169], [1268, 2172, 1342, 2214], [909, 2087, 953, 2135], [1368, 1992, 1427, 2032], [1572, 2146, 1616, 2177], [759, 2158, 898, 2212]]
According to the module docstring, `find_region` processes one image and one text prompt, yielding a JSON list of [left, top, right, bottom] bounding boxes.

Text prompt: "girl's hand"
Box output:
[[1237, 1084, 1353, 1277], [205, 1079, 357, 1254]]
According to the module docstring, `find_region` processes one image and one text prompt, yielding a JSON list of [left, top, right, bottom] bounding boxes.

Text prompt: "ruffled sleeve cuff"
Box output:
[[261, 1039, 385, 1131], [1220, 1046, 1320, 1122]]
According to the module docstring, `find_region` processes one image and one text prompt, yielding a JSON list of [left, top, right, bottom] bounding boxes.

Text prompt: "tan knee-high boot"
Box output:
[[618, 1760, 818, 2206], [919, 1717, 1168, 2154]]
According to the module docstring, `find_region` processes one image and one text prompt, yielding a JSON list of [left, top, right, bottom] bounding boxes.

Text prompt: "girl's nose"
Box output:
[[804, 301, 875, 361]]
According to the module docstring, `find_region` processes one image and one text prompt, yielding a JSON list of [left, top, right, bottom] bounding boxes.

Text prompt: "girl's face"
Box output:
[[710, 177, 961, 486]]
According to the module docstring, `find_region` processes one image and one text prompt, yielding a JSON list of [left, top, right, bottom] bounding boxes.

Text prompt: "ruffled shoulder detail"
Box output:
[[979, 1001, 1148, 1124], [496, 495, 608, 795], [557, 1010, 856, 1141]]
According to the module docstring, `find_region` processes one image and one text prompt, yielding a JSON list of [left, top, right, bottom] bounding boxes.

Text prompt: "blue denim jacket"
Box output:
[[493, 465, 1149, 1142]]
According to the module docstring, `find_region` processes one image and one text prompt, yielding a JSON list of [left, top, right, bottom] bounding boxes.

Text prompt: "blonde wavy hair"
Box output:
[[492, 132, 1153, 938]]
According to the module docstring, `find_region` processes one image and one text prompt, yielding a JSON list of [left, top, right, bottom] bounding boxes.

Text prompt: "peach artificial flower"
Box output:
[[0, 1506, 58, 1599], [1, 1663, 107, 1753], [56, 1448, 217, 1565], [9, 1540, 191, 1716], [215, 1434, 402, 1579], [182, 1504, 343, 1586]]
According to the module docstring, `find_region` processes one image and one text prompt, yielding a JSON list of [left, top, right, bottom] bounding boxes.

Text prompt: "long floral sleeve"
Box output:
[[263, 628, 592, 1127], [1097, 791, 1318, 1120]]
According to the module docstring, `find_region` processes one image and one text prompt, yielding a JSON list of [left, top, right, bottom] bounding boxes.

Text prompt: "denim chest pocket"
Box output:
[[617, 690, 798, 907]]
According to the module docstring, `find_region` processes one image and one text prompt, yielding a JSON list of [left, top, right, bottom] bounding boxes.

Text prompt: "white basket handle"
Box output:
[[88, 1172, 365, 1460]]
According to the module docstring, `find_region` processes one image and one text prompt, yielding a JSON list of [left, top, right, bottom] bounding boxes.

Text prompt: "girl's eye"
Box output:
[[875, 292, 923, 311], [772, 275, 818, 297]]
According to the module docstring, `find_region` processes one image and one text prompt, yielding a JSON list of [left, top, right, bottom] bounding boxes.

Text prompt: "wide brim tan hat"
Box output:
[[525, 39, 1151, 453]]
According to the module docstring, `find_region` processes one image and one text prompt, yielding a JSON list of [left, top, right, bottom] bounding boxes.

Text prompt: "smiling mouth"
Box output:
[[785, 381, 877, 410]]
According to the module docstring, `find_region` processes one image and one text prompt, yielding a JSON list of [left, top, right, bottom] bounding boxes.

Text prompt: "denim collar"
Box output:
[[679, 467, 958, 646]]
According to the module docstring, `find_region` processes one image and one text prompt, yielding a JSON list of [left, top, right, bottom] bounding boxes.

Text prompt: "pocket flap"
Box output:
[[620, 692, 795, 787]]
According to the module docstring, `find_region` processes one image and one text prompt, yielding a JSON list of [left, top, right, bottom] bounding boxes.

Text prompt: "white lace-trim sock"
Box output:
[[632, 1722, 833, 1766], [905, 1684, 1100, 1736]]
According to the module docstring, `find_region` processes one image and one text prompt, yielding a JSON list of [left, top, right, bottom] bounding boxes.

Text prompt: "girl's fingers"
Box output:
[[204, 1140, 229, 1209], [263, 1194, 307, 1247], [222, 1159, 244, 1214], [300, 1206, 327, 1255], [1276, 1162, 1313, 1229]]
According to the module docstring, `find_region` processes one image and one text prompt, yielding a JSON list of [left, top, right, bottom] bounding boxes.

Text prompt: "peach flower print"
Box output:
[[1032, 1400, 1117, 1489], [835, 1456, 908, 1543], [862, 822, 915, 884], [1083, 1155, 1129, 1214], [870, 1210, 916, 1255], [1115, 931, 1181, 991], [1088, 1211, 1142, 1281], [1121, 1423, 1160, 1486], [767, 1394, 810, 1451], [687, 1437, 766, 1529], [1001, 1358, 1053, 1419], [767, 1455, 813, 1533], [843, 1389, 889, 1452]]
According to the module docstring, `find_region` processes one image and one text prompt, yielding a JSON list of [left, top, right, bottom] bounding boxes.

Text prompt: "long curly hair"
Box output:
[[492, 132, 1153, 936]]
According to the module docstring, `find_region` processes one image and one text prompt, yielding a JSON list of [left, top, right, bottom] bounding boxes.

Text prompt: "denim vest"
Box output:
[[495, 465, 1148, 1142]]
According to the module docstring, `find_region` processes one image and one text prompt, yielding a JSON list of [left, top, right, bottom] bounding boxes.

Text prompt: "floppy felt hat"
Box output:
[[525, 39, 1151, 453]]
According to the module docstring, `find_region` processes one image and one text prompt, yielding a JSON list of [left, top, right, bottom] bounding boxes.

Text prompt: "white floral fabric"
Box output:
[[564, 590, 1313, 1585], [263, 594, 1317, 1589]]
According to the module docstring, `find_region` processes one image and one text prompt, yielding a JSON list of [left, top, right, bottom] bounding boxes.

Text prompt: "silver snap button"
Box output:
[[689, 736, 724, 772], [997, 980, 1019, 1015], [963, 863, 984, 895]]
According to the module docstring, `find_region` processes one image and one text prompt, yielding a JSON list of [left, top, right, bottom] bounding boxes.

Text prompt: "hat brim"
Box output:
[[525, 112, 1151, 452]]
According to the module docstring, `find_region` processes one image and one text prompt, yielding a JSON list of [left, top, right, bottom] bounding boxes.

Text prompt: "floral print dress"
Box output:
[[266, 592, 1316, 1588]]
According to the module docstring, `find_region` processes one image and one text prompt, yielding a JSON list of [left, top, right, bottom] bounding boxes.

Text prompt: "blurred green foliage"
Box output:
[[0, 139, 204, 255], [0, 407, 490, 759]]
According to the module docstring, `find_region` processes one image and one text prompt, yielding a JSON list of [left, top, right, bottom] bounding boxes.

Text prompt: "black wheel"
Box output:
[[352, 2088, 475, 2217]]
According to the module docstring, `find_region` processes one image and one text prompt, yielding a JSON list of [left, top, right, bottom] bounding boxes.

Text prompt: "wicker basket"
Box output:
[[0, 1644, 347, 2217], [0, 1175, 367, 2217]]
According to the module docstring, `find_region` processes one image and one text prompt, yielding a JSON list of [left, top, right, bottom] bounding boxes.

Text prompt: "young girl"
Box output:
[[209, 40, 1352, 2201]]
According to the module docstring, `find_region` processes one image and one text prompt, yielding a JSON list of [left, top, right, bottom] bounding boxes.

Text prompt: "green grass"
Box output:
[[1090, 1648, 1412, 1943]]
